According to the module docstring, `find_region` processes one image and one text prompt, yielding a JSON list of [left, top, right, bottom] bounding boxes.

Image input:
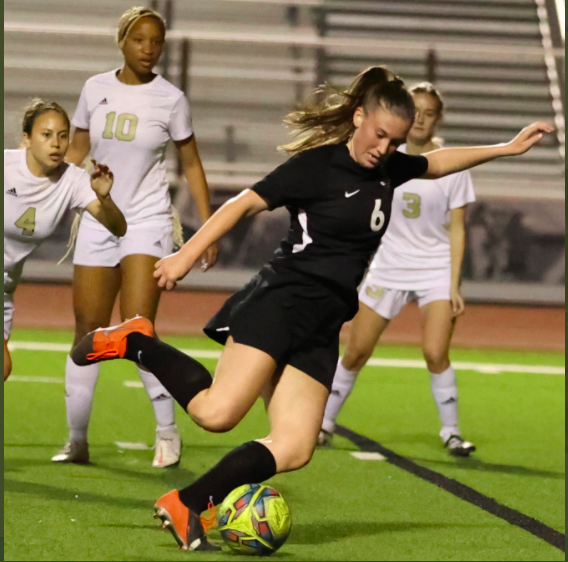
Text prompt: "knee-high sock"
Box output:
[[430, 365, 459, 440], [124, 333, 212, 410], [322, 359, 359, 433], [65, 355, 100, 442], [178, 441, 277, 513], [136, 365, 176, 432]]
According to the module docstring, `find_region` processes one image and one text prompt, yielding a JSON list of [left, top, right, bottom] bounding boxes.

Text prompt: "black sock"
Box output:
[[178, 441, 277, 513], [124, 333, 212, 410]]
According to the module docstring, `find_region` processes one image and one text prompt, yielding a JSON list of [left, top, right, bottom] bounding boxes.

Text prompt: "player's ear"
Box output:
[[21, 134, 31, 149], [353, 107, 364, 129]]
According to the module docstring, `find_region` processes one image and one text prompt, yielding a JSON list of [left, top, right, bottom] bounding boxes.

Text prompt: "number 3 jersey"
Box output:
[[72, 70, 193, 228], [368, 144, 475, 290], [251, 143, 428, 297], [4, 149, 97, 295]]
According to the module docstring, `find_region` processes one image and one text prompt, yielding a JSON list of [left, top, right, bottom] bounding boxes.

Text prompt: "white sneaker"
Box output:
[[153, 429, 181, 468], [51, 440, 89, 464]]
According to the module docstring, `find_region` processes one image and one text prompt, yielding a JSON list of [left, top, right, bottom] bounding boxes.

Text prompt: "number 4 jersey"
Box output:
[[4, 149, 97, 295], [368, 144, 476, 290], [72, 70, 194, 228]]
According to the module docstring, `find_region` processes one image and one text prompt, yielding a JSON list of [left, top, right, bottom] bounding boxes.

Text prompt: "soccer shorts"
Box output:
[[358, 277, 451, 320], [4, 294, 14, 341], [204, 265, 352, 392], [73, 219, 174, 267]]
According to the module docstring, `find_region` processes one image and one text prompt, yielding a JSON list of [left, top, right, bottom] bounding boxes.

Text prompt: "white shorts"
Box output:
[[4, 294, 14, 341], [73, 220, 174, 267], [358, 278, 450, 320]]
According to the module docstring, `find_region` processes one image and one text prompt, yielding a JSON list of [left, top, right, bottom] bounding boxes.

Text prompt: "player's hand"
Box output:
[[200, 242, 220, 272], [90, 159, 114, 198], [450, 287, 465, 317], [154, 252, 194, 291], [505, 122, 554, 156]]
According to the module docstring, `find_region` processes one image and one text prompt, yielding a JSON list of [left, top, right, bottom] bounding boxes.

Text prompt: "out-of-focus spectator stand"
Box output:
[[3, 0, 565, 304]]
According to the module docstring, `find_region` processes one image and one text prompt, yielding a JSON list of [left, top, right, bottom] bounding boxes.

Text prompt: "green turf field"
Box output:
[[4, 329, 565, 561]]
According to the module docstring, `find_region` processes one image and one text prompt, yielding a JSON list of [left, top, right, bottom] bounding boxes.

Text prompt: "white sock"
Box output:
[[322, 359, 360, 433], [430, 365, 460, 441], [137, 366, 176, 432], [65, 356, 100, 442]]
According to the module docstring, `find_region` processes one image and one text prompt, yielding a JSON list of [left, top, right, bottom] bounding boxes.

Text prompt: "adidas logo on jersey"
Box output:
[[153, 240, 163, 248], [6, 188, 18, 197], [99, 98, 109, 105]]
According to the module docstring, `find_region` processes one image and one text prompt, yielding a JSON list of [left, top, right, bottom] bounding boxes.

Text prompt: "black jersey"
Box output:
[[252, 142, 428, 296]]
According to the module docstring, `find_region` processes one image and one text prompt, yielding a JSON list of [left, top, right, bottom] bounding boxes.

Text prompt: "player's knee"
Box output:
[[192, 406, 240, 434], [342, 346, 372, 372], [74, 316, 103, 342], [423, 348, 449, 373]]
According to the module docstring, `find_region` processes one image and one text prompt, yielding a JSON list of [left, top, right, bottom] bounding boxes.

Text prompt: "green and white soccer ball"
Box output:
[[218, 484, 292, 556]]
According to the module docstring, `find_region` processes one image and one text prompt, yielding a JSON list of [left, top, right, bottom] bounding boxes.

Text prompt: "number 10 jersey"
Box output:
[[72, 70, 194, 228]]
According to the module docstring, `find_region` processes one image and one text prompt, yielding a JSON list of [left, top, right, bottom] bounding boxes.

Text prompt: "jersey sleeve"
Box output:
[[168, 94, 194, 141], [447, 170, 476, 210], [69, 167, 98, 211], [385, 151, 429, 188], [251, 151, 320, 210], [71, 83, 91, 130]]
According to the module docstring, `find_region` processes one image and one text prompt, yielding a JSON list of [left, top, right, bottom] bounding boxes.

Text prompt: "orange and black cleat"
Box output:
[[71, 316, 154, 366], [154, 490, 221, 552]]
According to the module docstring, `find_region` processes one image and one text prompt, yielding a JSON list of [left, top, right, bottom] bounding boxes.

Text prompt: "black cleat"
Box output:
[[445, 435, 476, 457]]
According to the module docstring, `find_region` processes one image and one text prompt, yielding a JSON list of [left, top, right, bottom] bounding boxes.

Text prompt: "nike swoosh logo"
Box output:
[[345, 190, 360, 198], [216, 327, 230, 332], [138, 350, 143, 363]]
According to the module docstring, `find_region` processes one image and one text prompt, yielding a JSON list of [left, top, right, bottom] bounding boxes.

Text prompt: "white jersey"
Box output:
[[4, 149, 97, 295], [368, 145, 475, 290], [72, 70, 193, 229]]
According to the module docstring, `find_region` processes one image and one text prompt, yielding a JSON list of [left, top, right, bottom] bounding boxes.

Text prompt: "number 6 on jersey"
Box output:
[[370, 199, 385, 232]]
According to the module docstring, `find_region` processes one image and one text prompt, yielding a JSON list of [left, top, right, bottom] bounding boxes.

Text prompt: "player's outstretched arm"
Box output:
[[449, 206, 466, 317], [422, 121, 554, 179], [175, 135, 219, 271], [85, 159, 127, 237], [154, 189, 268, 291]]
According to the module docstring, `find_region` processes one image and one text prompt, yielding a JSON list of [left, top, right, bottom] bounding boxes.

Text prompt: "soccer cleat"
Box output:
[[445, 435, 476, 457], [153, 490, 221, 551], [51, 440, 90, 464], [71, 316, 154, 366], [317, 429, 334, 448], [153, 429, 182, 468]]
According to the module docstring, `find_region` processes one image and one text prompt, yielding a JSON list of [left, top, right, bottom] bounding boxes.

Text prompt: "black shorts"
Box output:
[[204, 265, 353, 391]]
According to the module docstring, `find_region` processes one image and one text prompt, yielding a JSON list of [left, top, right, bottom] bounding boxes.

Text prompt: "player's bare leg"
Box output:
[[187, 338, 277, 432], [154, 362, 327, 552], [4, 338, 12, 381], [120, 254, 180, 467], [151, 342, 276, 552], [259, 363, 329, 472], [52, 265, 120, 464], [419, 299, 475, 456], [320, 303, 390, 445], [342, 302, 391, 372]]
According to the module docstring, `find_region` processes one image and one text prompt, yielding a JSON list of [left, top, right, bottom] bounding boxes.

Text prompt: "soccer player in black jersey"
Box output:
[[72, 66, 553, 551]]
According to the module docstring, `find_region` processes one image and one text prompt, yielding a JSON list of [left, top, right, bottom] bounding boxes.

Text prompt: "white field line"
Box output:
[[351, 452, 387, 461], [8, 341, 565, 376]]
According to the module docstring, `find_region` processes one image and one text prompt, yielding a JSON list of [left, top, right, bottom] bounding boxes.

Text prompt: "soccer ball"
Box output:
[[218, 484, 292, 555]]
